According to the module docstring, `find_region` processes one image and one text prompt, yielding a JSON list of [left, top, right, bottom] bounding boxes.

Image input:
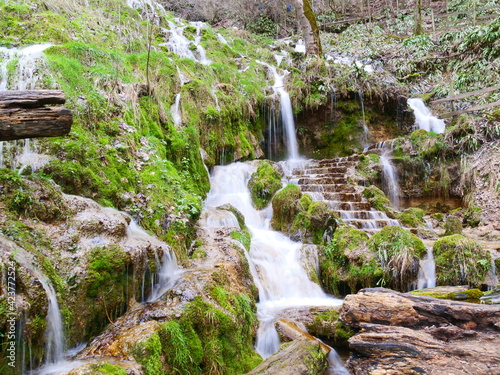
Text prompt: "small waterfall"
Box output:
[[260, 63, 300, 160], [13, 249, 65, 365], [217, 33, 228, 45], [0, 43, 53, 90], [485, 249, 499, 291], [205, 163, 343, 359], [0, 141, 4, 168], [358, 89, 369, 148], [125, 217, 182, 301], [407, 98, 445, 133], [211, 85, 221, 112], [161, 20, 211, 65], [171, 67, 186, 127], [377, 141, 400, 210], [417, 247, 436, 289], [326, 349, 349, 375]]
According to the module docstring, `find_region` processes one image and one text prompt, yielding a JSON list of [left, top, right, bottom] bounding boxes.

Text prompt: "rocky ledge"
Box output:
[[340, 288, 500, 374]]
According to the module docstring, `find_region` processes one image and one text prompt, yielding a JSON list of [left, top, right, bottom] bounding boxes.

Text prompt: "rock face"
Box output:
[[245, 338, 328, 375], [340, 288, 500, 374]]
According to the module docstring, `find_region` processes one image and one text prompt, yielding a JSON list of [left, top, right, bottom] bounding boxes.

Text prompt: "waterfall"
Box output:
[[260, 63, 300, 160], [485, 249, 499, 291], [377, 141, 400, 210], [161, 20, 211, 65], [170, 67, 186, 127], [407, 98, 445, 133], [0, 141, 4, 168], [204, 162, 343, 359], [326, 350, 350, 375], [0, 44, 53, 90], [13, 249, 65, 365], [358, 89, 369, 148], [417, 247, 436, 289]]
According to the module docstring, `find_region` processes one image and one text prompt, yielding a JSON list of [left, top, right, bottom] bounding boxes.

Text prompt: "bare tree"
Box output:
[[294, 0, 323, 55]]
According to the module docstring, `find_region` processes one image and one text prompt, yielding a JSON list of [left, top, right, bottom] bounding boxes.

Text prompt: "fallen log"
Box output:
[[0, 90, 66, 108], [0, 107, 72, 141]]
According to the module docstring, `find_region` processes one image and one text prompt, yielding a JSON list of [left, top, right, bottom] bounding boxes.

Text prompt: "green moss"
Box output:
[[433, 235, 490, 286], [444, 215, 462, 236], [363, 185, 397, 218], [464, 288, 483, 299], [248, 162, 282, 209], [91, 363, 128, 375], [271, 184, 302, 232], [320, 227, 377, 294], [135, 333, 163, 375], [308, 309, 355, 347], [397, 208, 425, 227], [368, 226, 426, 291]]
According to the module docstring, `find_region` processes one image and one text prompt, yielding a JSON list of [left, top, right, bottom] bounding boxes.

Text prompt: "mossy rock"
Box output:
[[363, 185, 397, 218], [444, 215, 462, 235], [433, 234, 490, 287], [307, 309, 355, 347], [368, 226, 427, 291], [271, 184, 302, 233], [295, 200, 338, 244], [320, 227, 379, 295], [248, 162, 282, 209], [397, 208, 425, 227], [409, 286, 483, 301]]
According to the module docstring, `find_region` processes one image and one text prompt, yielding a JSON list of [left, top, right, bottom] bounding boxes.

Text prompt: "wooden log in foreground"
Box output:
[[0, 90, 66, 108], [0, 107, 72, 141]]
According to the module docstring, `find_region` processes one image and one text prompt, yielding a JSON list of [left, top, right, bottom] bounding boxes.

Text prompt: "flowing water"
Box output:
[[205, 162, 343, 359], [407, 98, 446, 133], [161, 20, 211, 65], [260, 63, 300, 160], [417, 247, 436, 289], [376, 140, 401, 210]]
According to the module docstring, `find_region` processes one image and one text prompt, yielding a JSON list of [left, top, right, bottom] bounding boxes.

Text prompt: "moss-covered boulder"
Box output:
[[271, 184, 303, 233], [320, 226, 380, 295], [444, 215, 462, 236], [397, 208, 425, 227], [271, 185, 337, 244], [306, 309, 355, 348], [363, 185, 397, 219], [433, 235, 490, 287], [248, 162, 282, 209], [368, 226, 427, 291]]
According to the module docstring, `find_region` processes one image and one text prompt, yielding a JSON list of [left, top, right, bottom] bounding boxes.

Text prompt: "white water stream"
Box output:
[[377, 140, 401, 210], [417, 247, 436, 289], [205, 162, 343, 359], [260, 63, 300, 160], [407, 98, 446, 133]]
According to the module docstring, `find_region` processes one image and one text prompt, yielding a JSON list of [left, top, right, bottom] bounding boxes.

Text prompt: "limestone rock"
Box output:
[[245, 338, 328, 375], [340, 288, 500, 374], [444, 214, 462, 236]]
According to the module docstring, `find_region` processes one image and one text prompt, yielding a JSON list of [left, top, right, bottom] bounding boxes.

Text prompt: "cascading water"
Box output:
[[407, 98, 446, 133], [417, 247, 436, 289], [0, 43, 53, 90], [377, 140, 401, 210], [161, 20, 211, 65], [260, 63, 300, 160], [171, 67, 186, 127], [204, 162, 343, 359]]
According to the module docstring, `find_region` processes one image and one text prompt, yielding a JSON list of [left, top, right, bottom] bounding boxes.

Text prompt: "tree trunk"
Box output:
[[414, 0, 423, 35], [0, 107, 72, 141], [0, 90, 66, 108], [294, 0, 323, 56]]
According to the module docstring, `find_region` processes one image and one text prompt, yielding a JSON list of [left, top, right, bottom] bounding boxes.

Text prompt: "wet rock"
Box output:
[[245, 337, 328, 375], [340, 288, 500, 374], [444, 214, 462, 235]]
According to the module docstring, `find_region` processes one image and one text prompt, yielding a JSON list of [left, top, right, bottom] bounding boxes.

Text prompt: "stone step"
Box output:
[[293, 167, 347, 176], [343, 219, 396, 230], [337, 210, 386, 220], [300, 184, 358, 193], [291, 173, 345, 180], [298, 177, 346, 185], [323, 201, 373, 211], [316, 155, 359, 165], [315, 192, 363, 202]]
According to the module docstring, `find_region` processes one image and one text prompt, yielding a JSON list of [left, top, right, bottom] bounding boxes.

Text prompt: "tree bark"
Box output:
[[0, 90, 66, 108], [0, 107, 72, 141], [294, 0, 323, 56]]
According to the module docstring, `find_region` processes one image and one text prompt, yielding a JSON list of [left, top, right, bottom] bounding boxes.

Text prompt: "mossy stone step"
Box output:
[[300, 184, 357, 193]]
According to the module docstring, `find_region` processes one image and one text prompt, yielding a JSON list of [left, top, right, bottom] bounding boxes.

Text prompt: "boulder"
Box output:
[[245, 338, 328, 375], [339, 288, 500, 374]]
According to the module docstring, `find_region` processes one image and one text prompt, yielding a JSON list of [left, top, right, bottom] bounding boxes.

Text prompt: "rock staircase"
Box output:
[[288, 155, 399, 233]]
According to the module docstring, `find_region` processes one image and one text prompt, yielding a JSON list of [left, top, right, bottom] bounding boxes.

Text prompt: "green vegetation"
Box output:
[[91, 363, 129, 375], [368, 226, 427, 291], [271, 184, 303, 233], [248, 162, 282, 209], [433, 235, 491, 286], [397, 207, 425, 227], [363, 185, 397, 218], [308, 309, 355, 347], [135, 296, 261, 375], [320, 226, 380, 295], [444, 215, 463, 236]]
